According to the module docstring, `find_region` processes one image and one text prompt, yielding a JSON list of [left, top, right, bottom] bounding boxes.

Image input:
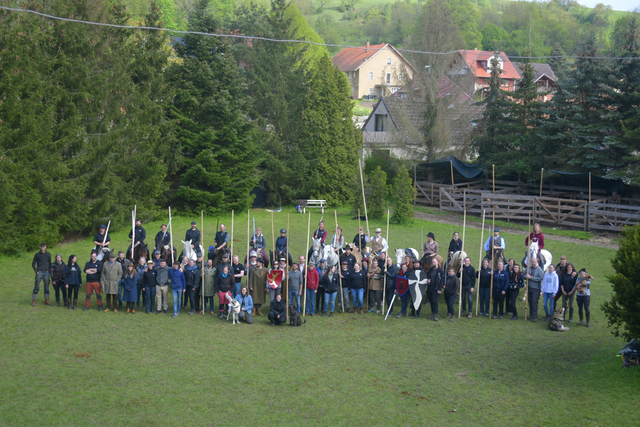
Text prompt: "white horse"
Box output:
[[395, 248, 419, 267], [181, 240, 198, 263], [522, 241, 552, 272], [309, 238, 339, 268], [448, 250, 468, 272]]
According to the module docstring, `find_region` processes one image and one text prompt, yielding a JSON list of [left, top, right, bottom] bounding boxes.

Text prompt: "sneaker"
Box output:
[[433, 315, 438, 321], [114, 309, 118, 314], [104, 308, 110, 313], [172, 313, 178, 318], [485, 313, 489, 317], [376, 310, 380, 314], [492, 315, 497, 319], [368, 308, 374, 313], [164, 309, 168, 314], [83, 306, 90, 311], [498, 316, 503, 319], [188, 310, 195, 315], [479, 312, 484, 316], [467, 312, 472, 319], [511, 315, 518, 320], [449, 316, 454, 322], [532, 317, 538, 322], [396, 312, 404, 319]]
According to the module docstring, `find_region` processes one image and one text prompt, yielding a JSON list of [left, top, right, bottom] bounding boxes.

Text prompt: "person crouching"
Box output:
[[268, 294, 287, 326]]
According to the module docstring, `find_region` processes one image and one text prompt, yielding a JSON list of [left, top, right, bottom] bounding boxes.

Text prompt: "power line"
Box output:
[[2, 5, 640, 60]]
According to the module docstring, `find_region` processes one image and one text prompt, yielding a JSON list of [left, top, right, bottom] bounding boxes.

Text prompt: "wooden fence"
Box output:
[[418, 185, 640, 232]]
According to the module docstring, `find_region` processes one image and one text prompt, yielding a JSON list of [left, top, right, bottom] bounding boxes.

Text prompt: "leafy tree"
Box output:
[[392, 165, 415, 224], [367, 166, 388, 220], [168, 0, 261, 214], [602, 225, 640, 341], [481, 23, 508, 51]]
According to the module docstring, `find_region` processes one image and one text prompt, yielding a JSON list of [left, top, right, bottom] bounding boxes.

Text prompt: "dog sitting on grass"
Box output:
[[225, 294, 241, 325], [289, 306, 305, 327], [549, 306, 569, 332]]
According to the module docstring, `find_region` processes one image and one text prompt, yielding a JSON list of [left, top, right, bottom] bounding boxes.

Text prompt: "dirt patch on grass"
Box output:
[[414, 211, 619, 250]]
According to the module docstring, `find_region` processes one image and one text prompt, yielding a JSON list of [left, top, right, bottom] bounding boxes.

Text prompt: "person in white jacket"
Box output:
[[542, 264, 559, 321]]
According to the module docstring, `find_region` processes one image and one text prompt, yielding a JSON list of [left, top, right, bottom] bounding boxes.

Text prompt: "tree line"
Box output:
[[0, 0, 362, 254]]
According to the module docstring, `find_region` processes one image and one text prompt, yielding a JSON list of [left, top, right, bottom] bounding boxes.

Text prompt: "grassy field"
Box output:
[[1, 206, 638, 425]]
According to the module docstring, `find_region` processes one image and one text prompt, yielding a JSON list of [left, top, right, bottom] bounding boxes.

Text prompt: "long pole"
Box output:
[[458, 210, 466, 318], [334, 210, 344, 313], [475, 209, 486, 316], [489, 210, 495, 319], [286, 213, 290, 312], [246, 209, 250, 298], [492, 164, 495, 192], [382, 209, 390, 316], [303, 212, 310, 316], [131, 205, 136, 261], [358, 209, 362, 268], [589, 172, 592, 204], [421, 227, 424, 253], [525, 212, 531, 321], [168, 207, 174, 264], [271, 211, 275, 267], [358, 159, 370, 236], [201, 210, 205, 315], [450, 160, 455, 187], [539, 168, 544, 197], [230, 210, 234, 262]]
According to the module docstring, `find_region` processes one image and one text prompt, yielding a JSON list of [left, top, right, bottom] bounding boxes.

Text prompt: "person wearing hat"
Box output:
[[250, 227, 266, 252], [32, 242, 52, 306], [92, 225, 112, 257], [306, 262, 320, 316], [313, 221, 327, 244], [315, 259, 327, 314], [141, 260, 158, 314], [150, 250, 162, 266], [288, 263, 303, 314], [484, 228, 506, 265], [155, 224, 171, 254], [116, 251, 127, 307], [127, 219, 147, 260], [422, 232, 439, 262], [352, 226, 369, 251], [185, 221, 201, 257], [248, 256, 267, 316], [122, 262, 139, 313], [83, 251, 104, 311], [340, 245, 357, 272], [370, 228, 388, 254], [101, 252, 123, 313], [338, 260, 352, 312], [275, 229, 292, 266]]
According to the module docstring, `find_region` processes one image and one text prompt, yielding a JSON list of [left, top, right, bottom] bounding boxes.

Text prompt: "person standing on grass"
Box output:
[[384, 256, 398, 316], [122, 263, 138, 314], [155, 260, 170, 314], [169, 261, 186, 318], [83, 252, 104, 311], [306, 262, 319, 316], [202, 259, 217, 315], [350, 263, 366, 314], [50, 254, 66, 308], [316, 259, 327, 315], [396, 263, 411, 318], [507, 264, 524, 320], [288, 263, 303, 314], [184, 259, 200, 315], [268, 293, 287, 326], [141, 261, 157, 315], [560, 263, 578, 322], [458, 257, 475, 318], [424, 258, 444, 321], [64, 255, 82, 310], [116, 251, 127, 308], [101, 253, 122, 313], [478, 258, 492, 317], [339, 260, 352, 313], [215, 265, 234, 319], [542, 264, 559, 321], [322, 265, 340, 317], [135, 257, 147, 310], [368, 258, 384, 313], [504, 258, 515, 315], [525, 257, 544, 322], [576, 268, 592, 327], [32, 242, 52, 306], [232, 255, 245, 298], [554, 255, 568, 309], [236, 286, 254, 324], [444, 266, 459, 321], [492, 260, 509, 319], [249, 258, 267, 316]]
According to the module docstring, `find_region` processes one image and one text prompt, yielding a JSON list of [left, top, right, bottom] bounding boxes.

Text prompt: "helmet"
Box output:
[[250, 250, 257, 258], [280, 228, 286, 233]]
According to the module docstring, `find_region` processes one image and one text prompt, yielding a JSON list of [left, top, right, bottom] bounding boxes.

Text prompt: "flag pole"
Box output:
[[201, 210, 205, 314], [458, 210, 466, 318], [382, 209, 390, 316], [475, 209, 485, 316]]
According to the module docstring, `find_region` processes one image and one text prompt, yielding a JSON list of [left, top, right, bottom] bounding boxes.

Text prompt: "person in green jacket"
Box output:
[[203, 259, 217, 315]]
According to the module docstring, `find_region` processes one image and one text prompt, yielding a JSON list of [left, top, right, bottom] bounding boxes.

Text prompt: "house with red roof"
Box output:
[[331, 42, 415, 99], [448, 49, 521, 94]]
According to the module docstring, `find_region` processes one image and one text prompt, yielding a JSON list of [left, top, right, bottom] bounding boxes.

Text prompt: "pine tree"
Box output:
[[548, 43, 567, 79], [367, 166, 388, 220], [392, 165, 415, 224], [168, 0, 261, 214]]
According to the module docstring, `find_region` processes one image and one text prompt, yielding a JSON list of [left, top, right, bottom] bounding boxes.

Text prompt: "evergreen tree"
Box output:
[[168, 0, 261, 214], [367, 166, 388, 220], [392, 165, 415, 224], [548, 43, 567, 79]]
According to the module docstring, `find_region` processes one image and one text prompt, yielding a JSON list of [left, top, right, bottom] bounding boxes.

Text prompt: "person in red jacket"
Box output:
[[305, 262, 319, 316], [525, 223, 545, 264]]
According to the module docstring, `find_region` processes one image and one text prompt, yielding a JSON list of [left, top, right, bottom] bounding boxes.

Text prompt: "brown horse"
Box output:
[[421, 253, 444, 270], [130, 243, 149, 266]]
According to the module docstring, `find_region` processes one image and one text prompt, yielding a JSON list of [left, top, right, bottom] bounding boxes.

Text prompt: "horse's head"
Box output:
[[395, 249, 405, 266], [529, 241, 539, 255]]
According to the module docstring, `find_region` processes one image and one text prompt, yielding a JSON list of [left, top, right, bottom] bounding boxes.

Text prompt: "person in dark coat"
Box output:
[[215, 265, 234, 319], [322, 265, 340, 316], [478, 259, 492, 317], [128, 219, 147, 259], [32, 242, 52, 306], [340, 246, 357, 272], [349, 264, 367, 314], [185, 221, 201, 256], [64, 255, 83, 310], [384, 256, 398, 315], [141, 260, 157, 314], [268, 294, 287, 326], [50, 254, 67, 307], [458, 257, 476, 318], [425, 258, 444, 321], [155, 224, 171, 253], [492, 260, 509, 319], [122, 263, 139, 313], [447, 232, 463, 265], [184, 259, 200, 315], [338, 261, 352, 313], [444, 266, 459, 321], [507, 264, 524, 320], [396, 264, 411, 318]]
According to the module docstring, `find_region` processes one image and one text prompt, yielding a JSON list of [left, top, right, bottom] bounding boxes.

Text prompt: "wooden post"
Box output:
[[286, 213, 290, 312], [358, 209, 362, 269], [475, 209, 486, 316], [489, 210, 495, 319], [382, 209, 390, 316], [168, 207, 174, 265], [525, 212, 531, 321], [303, 212, 311, 316], [539, 168, 544, 197], [589, 172, 592, 204], [358, 159, 370, 237], [201, 210, 205, 314], [450, 160, 455, 187], [458, 210, 466, 318], [334, 210, 344, 313]]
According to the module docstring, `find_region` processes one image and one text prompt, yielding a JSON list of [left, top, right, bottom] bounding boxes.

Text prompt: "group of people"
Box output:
[[31, 220, 593, 328]]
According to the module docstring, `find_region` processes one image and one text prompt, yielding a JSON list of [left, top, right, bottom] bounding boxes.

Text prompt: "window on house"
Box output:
[[398, 73, 403, 81], [369, 72, 374, 80], [386, 73, 391, 84], [374, 114, 388, 132], [387, 58, 391, 65], [368, 87, 374, 94]]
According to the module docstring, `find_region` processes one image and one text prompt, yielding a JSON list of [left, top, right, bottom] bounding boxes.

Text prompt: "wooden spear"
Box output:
[[358, 159, 370, 236], [525, 212, 531, 321], [286, 213, 290, 312], [271, 211, 275, 267], [358, 209, 362, 268], [169, 207, 174, 265], [458, 210, 466, 318], [246, 209, 250, 298], [303, 212, 310, 316], [382, 209, 390, 315], [489, 210, 495, 319], [475, 209, 486, 316], [539, 168, 544, 197], [334, 210, 344, 313], [450, 160, 455, 187], [201, 210, 205, 314]]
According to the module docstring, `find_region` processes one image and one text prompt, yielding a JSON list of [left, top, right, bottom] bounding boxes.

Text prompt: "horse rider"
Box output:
[[93, 225, 111, 257], [185, 221, 201, 257], [275, 228, 292, 265], [484, 227, 506, 264], [331, 227, 344, 256], [422, 232, 439, 264], [155, 224, 171, 254], [313, 221, 327, 245], [525, 223, 545, 264], [370, 228, 388, 255], [251, 227, 266, 252], [447, 231, 462, 264], [128, 219, 147, 259], [214, 224, 229, 254]]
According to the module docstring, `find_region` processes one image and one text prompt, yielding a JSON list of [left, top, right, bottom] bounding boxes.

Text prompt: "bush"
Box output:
[[368, 166, 388, 220], [392, 165, 415, 224]]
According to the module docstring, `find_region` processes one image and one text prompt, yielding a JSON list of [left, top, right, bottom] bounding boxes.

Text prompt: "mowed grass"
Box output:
[[1, 207, 639, 426]]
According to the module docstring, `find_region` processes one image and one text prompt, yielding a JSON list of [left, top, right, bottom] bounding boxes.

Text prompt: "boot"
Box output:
[[258, 309, 263, 316], [578, 310, 584, 325], [467, 312, 472, 319], [63, 298, 67, 308], [31, 294, 37, 307], [569, 307, 574, 323], [586, 311, 591, 327], [73, 299, 77, 310], [57, 300, 61, 307], [45, 299, 51, 306], [433, 314, 438, 321], [67, 298, 72, 310]]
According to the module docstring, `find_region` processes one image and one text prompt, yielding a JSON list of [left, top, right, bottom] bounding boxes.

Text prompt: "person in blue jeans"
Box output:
[[349, 264, 366, 314], [542, 264, 559, 321], [322, 265, 340, 317], [169, 261, 186, 317], [288, 263, 303, 314], [478, 259, 492, 317]]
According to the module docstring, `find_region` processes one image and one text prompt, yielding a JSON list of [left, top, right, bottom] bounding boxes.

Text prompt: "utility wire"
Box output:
[[2, 5, 640, 60]]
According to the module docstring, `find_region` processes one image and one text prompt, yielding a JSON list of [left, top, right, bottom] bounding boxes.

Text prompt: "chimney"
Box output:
[[366, 41, 370, 52], [474, 47, 477, 51]]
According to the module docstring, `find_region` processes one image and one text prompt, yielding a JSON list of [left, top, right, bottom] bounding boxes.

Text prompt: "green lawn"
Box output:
[[1, 207, 638, 425]]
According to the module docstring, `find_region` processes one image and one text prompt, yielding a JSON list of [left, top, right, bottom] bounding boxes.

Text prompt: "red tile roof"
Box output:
[[457, 49, 521, 80], [332, 43, 413, 72]]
